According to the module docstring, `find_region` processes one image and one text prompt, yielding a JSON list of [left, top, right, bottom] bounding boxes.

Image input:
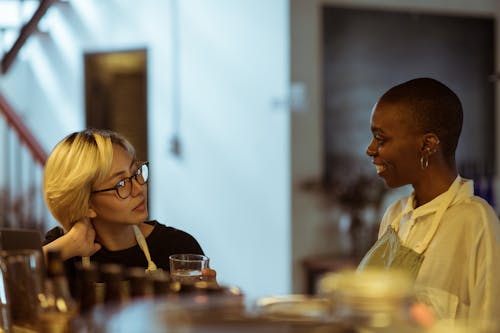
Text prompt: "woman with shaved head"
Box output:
[[359, 78, 500, 322]]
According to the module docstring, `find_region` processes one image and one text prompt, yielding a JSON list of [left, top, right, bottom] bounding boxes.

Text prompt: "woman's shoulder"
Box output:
[[148, 220, 199, 240], [448, 196, 500, 230], [147, 220, 204, 253]]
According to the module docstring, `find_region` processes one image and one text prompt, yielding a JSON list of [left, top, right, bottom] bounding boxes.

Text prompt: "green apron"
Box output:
[[358, 178, 462, 280], [358, 226, 424, 279]]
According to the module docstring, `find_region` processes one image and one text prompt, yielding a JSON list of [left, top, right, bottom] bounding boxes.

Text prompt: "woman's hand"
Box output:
[[410, 302, 435, 329], [201, 268, 217, 282], [43, 219, 102, 261]]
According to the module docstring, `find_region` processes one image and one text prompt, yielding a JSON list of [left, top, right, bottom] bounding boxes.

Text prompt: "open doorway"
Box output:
[[84, 49, 148, 161]]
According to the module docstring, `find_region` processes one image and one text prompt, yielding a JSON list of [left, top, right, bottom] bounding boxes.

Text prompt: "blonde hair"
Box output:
[[43, 129, 135, 230]]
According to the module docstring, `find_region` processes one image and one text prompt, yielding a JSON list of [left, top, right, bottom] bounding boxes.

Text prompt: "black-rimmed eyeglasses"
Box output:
[[92, 162, 149, 199]]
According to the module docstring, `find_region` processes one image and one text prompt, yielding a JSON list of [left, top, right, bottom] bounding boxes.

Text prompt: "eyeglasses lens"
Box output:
[[117, 182, 130, 199], [116, 163, 149, 199], [138, 163, 149, 184]]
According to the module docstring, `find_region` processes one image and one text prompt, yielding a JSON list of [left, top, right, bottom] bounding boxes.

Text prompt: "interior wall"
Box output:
[[290, 0, 500, 294], [156, 0, 290, 299]]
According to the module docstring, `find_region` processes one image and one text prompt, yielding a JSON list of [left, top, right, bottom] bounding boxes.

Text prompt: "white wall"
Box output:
[[0, 0, 290, 300], [154, 0, 291, 299], [290, 0, 500, 293]]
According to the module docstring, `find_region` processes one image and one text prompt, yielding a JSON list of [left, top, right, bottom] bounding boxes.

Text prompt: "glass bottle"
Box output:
[[69, 262, 99, 333], [38, 249, 78, 333], [126, 267, 153, 299], [150, 270, 171, 297], [100, 263, 125, 305], [74, 262, 99, 314], [89, 264, 126, 333]]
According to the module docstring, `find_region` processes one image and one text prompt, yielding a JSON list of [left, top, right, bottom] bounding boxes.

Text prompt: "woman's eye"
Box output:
[[115, 180, 126, 188], [375, 136, 384, 144]]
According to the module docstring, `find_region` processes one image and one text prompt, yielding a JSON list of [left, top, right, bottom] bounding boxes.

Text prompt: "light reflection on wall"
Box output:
[[24, 37, 79, 131]]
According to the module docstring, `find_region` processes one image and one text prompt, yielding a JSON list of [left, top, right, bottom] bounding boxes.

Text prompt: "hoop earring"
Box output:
[[420, 155, 429, 170]]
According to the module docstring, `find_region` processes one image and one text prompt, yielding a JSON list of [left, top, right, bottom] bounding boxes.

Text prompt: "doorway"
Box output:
[[84, 49, 148, 161]]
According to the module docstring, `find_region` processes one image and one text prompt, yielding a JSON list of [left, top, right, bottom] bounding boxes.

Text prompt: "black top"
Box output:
[[43, 220, 204, 295]]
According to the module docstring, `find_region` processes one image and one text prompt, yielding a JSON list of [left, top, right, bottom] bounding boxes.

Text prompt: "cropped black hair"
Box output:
[[380, 77, 463, 160]]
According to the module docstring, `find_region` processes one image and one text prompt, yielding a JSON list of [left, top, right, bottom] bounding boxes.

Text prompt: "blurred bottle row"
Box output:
[[3, 248, 240, 333]]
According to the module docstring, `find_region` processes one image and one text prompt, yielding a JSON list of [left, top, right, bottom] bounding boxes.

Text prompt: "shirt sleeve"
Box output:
[[468, 204, 500, 322], [174, 229, 205, 255], [42, 226, 65, 245]]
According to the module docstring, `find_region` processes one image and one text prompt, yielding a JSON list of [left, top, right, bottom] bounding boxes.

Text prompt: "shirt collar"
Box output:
[[400, 176, 471, 220]]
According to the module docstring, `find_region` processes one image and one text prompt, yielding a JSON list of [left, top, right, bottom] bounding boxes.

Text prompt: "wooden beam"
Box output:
[[0, 93, 47, 165], [1, 0, 56, 74]]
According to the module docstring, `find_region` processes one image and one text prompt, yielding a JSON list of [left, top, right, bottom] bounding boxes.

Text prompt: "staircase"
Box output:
[[0, 0, 58, 232], [0, 92, 49, 232]]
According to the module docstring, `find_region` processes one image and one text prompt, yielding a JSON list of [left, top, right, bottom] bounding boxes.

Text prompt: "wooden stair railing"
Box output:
[[0, 94, 47, 165], [1, 0, 57, 74], [0, 92, 49, 231]]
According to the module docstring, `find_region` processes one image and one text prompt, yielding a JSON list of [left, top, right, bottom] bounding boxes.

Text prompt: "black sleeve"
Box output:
[[147, 224, 206, 272], [43, 226, 65, 245]]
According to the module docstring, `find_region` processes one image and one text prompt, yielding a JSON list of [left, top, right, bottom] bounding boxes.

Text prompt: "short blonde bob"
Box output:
[[43, 129, 135, 231]]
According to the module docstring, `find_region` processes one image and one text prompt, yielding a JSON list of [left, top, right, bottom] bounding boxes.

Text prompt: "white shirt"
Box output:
[[378, 176, 500, 321]]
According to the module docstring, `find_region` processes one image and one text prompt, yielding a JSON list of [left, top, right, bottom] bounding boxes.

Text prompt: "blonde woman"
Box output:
[[42, 129, 209, 292]]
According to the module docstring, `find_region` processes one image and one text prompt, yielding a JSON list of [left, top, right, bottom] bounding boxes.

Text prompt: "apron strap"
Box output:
[[133, 225, 158, 272], [82, 256, 91, 267], [388, 178, 462, 255], [81, 225, 160, 273]]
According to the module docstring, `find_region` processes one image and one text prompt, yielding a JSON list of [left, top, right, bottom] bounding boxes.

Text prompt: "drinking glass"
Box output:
[[169, 254, 209, 284], [1, 249, 44, 330]]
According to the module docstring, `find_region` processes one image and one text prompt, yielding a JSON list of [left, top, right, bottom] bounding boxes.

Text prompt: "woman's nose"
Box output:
[[366, 140, 377, 157], [130, 177, 144, 196]]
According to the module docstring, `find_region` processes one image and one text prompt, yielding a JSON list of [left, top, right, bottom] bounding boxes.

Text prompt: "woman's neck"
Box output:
[[413, 169, 457, 208]]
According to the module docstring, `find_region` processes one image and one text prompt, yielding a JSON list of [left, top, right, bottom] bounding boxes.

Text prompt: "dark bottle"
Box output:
[[100, 263, 125, 305], [74, 262, 99, 314], [38, 249, 77, 333], [88, 264, 127, 333], [150, 270, 171, 297], [69, 262, 99, 333], [126, 267, 153, 299]]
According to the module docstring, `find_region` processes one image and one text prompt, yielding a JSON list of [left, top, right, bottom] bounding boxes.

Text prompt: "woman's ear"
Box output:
[[87, 208, 97, 218], [421, 133, 440, 154]]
